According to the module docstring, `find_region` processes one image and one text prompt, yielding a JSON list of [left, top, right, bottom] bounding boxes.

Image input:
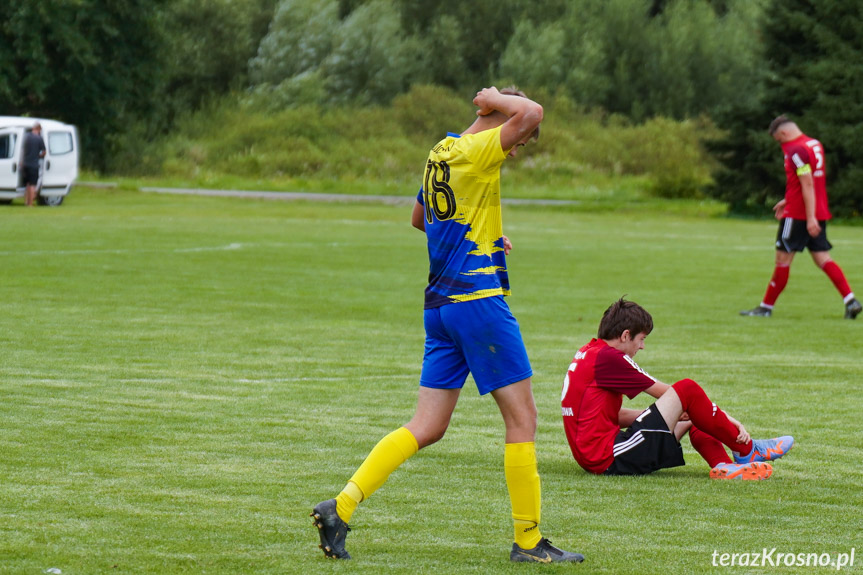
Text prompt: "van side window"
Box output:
[[0, 134, 16, 159], [48, 132, 74, 156]]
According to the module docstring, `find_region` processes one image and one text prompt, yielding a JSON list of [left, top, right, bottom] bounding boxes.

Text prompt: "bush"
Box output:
[[392, 85, 474, 144], [516, 95, 719, 197], [143, 90, 722, 198], [625, 117, 720, 199]]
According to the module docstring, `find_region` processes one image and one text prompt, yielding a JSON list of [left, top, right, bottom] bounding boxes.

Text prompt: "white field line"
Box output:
[[0, 243, 249, 257], [139, 186, 583, 206]]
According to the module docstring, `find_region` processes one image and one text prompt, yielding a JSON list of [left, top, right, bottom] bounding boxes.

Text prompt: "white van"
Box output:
[[0, 116, 79, 206]]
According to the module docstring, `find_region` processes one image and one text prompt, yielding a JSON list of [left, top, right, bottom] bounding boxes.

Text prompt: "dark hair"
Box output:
[[598, 298, 653, 339], [768, 115, 791, 136], [500, 85, 540, 141]]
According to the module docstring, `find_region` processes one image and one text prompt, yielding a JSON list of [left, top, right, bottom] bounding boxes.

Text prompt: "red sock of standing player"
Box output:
[[673, 379, 752, 456], [762, 265, 790, 307], [688, 425, 732, 467], [821, 261, 852, 299]]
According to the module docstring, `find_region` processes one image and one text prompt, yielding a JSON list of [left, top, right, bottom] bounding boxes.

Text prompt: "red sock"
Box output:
[[821, 261, 852, 299], [672, 379, 752, 455], [688, 425, 732, 467], [762, 265, 790, 307]]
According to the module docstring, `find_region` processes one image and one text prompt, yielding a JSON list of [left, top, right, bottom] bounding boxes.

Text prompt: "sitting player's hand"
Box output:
[[735, 423, 750, 445]]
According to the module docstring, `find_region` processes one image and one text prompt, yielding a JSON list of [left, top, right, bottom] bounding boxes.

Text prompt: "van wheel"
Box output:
[[37, 195, 64, 206]]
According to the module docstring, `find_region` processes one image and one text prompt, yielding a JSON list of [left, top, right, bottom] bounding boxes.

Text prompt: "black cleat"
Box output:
[[845, 299, 862, 319], [311, 499, 351, 559], [510, 538, 585, 563], [740, 305, 772, 317]]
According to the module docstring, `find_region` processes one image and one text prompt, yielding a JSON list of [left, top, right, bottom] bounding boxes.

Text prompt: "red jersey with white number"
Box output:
[[781, 134, 831, 221], [561, 338, 657, 473]]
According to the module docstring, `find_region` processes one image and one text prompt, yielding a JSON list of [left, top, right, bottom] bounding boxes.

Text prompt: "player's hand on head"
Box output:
[[474, 86, 500, 116]]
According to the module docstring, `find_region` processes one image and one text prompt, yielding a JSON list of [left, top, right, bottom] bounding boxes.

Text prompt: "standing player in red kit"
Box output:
[[562, 299, 794, 480], [740, 115, 862, 319]]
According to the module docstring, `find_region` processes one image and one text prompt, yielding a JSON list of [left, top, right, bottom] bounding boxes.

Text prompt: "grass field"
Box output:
[[1, 187, 861, 574]]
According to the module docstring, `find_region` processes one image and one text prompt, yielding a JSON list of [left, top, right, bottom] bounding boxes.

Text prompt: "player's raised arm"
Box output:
[[473, 87, 543, 152]]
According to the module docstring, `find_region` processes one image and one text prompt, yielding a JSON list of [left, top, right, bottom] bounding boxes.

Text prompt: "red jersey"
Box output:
[[781, 134, 831, 221], [561, 339, 657, 473]]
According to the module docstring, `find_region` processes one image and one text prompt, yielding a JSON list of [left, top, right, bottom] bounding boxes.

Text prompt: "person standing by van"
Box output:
[[21, 122, 46, 207]]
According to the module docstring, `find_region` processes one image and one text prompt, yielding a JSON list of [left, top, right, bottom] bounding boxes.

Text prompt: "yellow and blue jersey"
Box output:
[[417, 126, 510, 309]]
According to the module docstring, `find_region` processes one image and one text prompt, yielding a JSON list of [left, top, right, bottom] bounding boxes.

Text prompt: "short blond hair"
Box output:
[[500, 85, 540, 141]]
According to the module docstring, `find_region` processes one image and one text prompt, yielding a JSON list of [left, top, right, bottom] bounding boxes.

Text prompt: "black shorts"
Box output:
[[775, 218, 832, 253], [22, 166, 40, 187], [604, 404, 685, 476]]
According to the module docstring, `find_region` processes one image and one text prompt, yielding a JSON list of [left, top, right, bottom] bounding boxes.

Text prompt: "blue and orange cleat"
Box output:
[[709, 461, 773, 480], [733, 436, 794, 464]]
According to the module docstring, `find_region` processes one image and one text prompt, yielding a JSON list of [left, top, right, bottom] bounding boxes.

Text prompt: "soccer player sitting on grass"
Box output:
[[561, 298, 794, 480]]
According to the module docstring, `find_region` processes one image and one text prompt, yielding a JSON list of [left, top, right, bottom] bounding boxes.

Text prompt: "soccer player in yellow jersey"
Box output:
[[311, 87, 584, 563]]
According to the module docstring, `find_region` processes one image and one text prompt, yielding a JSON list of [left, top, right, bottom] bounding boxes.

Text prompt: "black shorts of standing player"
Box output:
[[22, 166, 40, 187], [775, 217, 832, 253], [603, 403, 685, 476]]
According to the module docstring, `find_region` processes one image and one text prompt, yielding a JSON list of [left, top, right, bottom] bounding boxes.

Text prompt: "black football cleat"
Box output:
[[845, 298, 862, 319], [311, 499, 351, 559], [739, 305, 772, 317], [510, 538, 584, 563]]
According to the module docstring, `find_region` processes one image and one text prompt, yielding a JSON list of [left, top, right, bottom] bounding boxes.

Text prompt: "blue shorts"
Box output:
[[420, 296, 532, 395]]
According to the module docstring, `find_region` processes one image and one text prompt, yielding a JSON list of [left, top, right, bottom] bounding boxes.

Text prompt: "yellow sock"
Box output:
[[335, 482, 363, 523], [335, 427, 419, 523], [505, 442, 542, 549]]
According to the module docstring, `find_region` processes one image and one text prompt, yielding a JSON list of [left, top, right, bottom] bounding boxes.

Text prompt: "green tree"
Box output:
[[645, 0, 763, 119], [763, 0, 863, 217], [0, 0, 165, 169], [249, 0, 339, 86], [709, 0, 863, 216], [395, 0, 516, 89], [499, 20, 569, 90], [500, 0, 764, 121], [251, 0, 426, 106], [706, 105, 782, 213], [161, 0, 276, 115], [321, 0, 426, 104]]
